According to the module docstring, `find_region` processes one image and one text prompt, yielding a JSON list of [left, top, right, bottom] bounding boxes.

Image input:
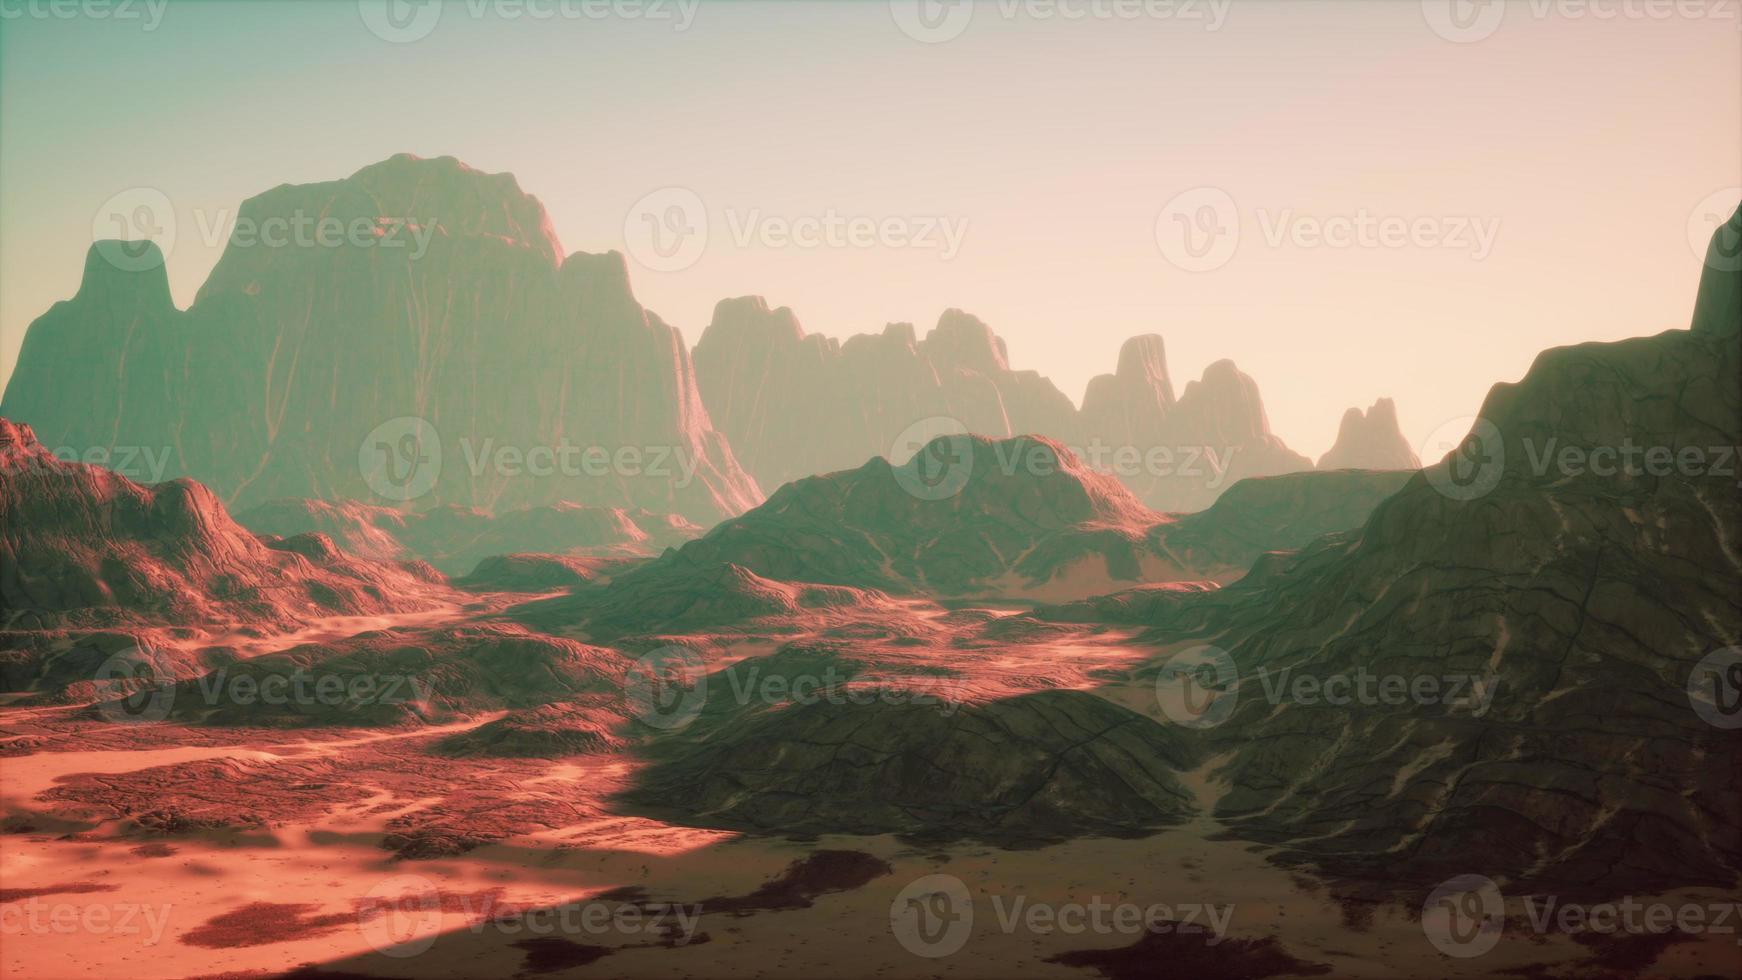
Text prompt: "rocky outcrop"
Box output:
[[1316, 398, 1419, 470], [235, 497, 698, 576], [0, 417, 444, 633], [609, 434, 1165, 602], [694, 308, 1314, 513], [1106, 208, 1742, 900], [623, 689, 1200, 845], [1, 155, 761, 525]]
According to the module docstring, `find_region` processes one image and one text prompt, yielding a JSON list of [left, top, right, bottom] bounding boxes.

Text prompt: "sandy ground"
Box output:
[[4, 604, 1738, 979]]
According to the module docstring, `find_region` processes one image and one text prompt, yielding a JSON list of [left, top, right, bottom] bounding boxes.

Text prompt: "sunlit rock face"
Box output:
[[0, 416, 445, 636], [1, 155, 761, 526]]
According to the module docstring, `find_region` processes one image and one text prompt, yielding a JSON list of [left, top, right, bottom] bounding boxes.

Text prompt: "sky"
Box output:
[[1, 0, 1738, 460]]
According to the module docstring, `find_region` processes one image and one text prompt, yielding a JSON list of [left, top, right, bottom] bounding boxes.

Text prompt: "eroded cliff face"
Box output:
[[1, 155, 761, 525], [694, 307, 1322, 514]]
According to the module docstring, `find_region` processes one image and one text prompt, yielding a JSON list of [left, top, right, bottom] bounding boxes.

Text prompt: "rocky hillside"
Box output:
[[624, 689, 1201, 846], [1, 155, 761, 525], [0, 418, 445, 633], [1094, 205, 1742, 901]]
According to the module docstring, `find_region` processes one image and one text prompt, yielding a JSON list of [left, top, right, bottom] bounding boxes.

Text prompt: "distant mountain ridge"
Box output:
[[693, 299, 1401, 513], [3, 154, 1417, 528]]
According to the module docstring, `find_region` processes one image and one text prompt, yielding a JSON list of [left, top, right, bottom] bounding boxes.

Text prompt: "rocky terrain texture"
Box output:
[[624, 689, 1201, 845], [1073, 207, 1742, 902], [0, 155, 761, 525], [1316, 397, 1420, 470], [236, 496, 697, 576], [522, 436, 1415, 644], [157, 622, 627, 727], [0, 418, 444, 634]]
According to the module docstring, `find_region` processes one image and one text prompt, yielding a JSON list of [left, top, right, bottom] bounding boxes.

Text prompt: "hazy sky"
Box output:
[[2, 1, 1737, 459]]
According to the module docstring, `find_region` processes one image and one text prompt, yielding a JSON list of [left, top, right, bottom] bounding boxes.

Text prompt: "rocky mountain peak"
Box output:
[[1317, 397, 1420, 470], [922, 309, 1009, 374], [1113, 334, 1175, 405], [701, 296, 807, 347], [77, 241, 175, 311]]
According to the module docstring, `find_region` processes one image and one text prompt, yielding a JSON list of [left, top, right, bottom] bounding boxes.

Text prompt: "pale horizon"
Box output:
[[2, 1, 1737, 461]]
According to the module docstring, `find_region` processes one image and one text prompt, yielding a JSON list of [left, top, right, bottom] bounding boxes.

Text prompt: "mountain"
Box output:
[[623, 689, 1201, 846], [1055, 204, 1742, 901], [693, 308, 1316, 513], [1316, 398, 1419, 470], [234, 497, 699, 576], [0, 418, 444, 633], [518, 435, 1414, 643], [0, 155, 761, 525], [692, 299, 1079, 494]]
